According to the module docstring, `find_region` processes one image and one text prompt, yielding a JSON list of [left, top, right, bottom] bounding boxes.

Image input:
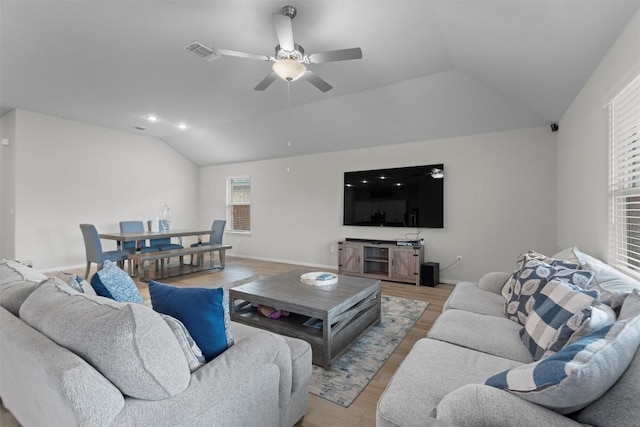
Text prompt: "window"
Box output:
[[227, 176, 251, 232], [609, 73, 640, 277]]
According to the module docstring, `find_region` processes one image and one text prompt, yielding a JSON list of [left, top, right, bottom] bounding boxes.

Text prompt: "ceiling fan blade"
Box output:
[[302, 70, 333, 92], [307, 47, 363, 64], [254, 72, 278, 91], [214, 48, 271, 62], [273, 13, 295, 51]]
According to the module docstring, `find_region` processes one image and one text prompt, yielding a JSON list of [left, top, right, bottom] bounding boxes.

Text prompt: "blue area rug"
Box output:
[[309, 295, 428, 407]]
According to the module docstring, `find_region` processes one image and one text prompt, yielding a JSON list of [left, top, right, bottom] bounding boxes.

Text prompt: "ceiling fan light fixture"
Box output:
[[272, 57, 306, 82]]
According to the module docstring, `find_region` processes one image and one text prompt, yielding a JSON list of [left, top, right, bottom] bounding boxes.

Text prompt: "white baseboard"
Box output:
[[230, 253, 336, 271]]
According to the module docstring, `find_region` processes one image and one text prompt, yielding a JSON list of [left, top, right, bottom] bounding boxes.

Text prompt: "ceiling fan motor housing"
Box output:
[[275, 43, 304, 61], [281, 5, 297, 19]]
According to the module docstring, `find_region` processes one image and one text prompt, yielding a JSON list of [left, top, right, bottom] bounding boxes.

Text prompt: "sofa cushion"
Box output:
[[505, 258, 593, 325], [0, 260, 48, 315], [551, 246, 583, 264], [0, 280, 42, 316], [582, 254, 640, 309], [485, 314, 640, 414], [159, 313, 206, 372], [437, 384, 586, 427], [519, 279, 598, 360], [19, 278, 191, 400], [0, 259, 48, 286], [619, 289, 640, 320], [149, 281, 234, 361], [554, 247, 640, 309], [501, 251, 582, 300], [427, 309, 534, 363], [377, 338, 522, 427], [90, 260, 143, 303], [443, 281, 507, 317]]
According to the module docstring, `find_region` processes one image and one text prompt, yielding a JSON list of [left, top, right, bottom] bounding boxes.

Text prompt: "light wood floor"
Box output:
[[1, 256, 454, 427]]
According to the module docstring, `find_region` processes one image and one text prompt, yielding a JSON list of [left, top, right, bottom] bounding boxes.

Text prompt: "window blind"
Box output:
[[609, 73, 640, 277]]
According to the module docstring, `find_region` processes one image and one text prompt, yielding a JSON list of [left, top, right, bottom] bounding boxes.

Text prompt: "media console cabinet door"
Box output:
[[339, 243, 363, 274], [391, 247, 422, 285]]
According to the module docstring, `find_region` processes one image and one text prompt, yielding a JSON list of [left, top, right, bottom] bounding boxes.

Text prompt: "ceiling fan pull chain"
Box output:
[[287, 81, 292, 148]]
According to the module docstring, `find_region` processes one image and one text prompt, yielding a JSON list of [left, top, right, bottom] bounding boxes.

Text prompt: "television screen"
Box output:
[[343, 164, 444, 228]]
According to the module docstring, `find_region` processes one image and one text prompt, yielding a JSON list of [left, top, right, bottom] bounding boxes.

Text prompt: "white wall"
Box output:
[[557, 9, 640, 261], [199, 125, 557, 282], [0, 110, 17, 259], [8, 109, 199, 271]]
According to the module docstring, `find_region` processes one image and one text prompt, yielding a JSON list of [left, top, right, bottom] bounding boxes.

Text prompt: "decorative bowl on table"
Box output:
[[300, 272, 338, 286]]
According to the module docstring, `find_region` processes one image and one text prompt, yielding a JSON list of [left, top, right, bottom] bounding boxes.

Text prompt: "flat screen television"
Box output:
[[343, 164, 444, 228]]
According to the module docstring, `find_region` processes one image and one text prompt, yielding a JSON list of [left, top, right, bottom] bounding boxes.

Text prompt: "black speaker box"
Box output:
[[421, 262, 440, 287]]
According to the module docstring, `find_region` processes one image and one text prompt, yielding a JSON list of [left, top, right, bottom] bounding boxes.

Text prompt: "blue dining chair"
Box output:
[[119, 220, 159, 276], [190, 220, 226, 266], [147, 220, 184, 267], [79, 224, 130, 279], [119, 221, 158, 254]]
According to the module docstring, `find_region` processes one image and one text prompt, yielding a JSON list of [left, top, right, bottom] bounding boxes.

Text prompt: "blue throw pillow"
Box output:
[[486, 315, 640, 414], [148, 281, 233, 361], [90, 260, 143, 303]]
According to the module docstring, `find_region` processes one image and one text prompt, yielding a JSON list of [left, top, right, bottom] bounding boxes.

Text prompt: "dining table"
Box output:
[[99, 228, 214, 250], [99, 228, 224, 280]]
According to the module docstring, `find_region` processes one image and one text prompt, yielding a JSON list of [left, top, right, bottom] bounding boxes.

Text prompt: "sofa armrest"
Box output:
[[477, 272, 510, 294], [112, 331, 294, 426], [194, 331, 293, 408], [436, 384, 583, 427]]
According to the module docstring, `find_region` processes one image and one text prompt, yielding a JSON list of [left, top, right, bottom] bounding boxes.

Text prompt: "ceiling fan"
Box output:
[[184, 5, 362, 92]]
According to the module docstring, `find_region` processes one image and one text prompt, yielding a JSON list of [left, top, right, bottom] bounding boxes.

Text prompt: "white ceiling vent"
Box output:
[[183, 41, 220, 62]]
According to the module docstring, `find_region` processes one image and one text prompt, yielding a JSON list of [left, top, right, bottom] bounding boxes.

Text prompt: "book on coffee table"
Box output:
[[303, 317, 323, 329]]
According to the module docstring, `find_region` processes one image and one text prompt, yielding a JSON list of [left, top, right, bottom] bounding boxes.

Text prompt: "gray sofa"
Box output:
[[0, 260, 311, 427], [377, 252, 640, 427]]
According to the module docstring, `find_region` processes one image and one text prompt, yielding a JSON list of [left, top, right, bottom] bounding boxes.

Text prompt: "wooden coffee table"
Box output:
[[229, 269, 381, 369]]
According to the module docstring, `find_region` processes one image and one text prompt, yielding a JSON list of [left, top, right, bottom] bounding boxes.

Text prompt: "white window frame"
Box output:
[[226, 175, 251, 234], [608, 73, 640, 278]]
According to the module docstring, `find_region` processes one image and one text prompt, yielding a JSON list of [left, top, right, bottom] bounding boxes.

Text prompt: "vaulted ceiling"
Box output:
[[2, 1, 639, 166]]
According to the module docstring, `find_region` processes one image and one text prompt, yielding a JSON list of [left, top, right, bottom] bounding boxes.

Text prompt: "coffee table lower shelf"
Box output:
[[230, 297, 381, 369]]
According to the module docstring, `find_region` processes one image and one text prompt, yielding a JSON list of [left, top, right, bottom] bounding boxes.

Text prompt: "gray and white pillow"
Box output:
[[505, 258, 594, 325], [56, 271, 97, 295], [487, 315, 640, 414], [159, 313, 206, 372], [519, 279, 599, 360], [501, 251, 583, 301]]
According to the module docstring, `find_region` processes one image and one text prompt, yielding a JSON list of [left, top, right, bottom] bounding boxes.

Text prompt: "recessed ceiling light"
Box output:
[[146, 115, 159, 122], [177, 123, 187, 130]]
